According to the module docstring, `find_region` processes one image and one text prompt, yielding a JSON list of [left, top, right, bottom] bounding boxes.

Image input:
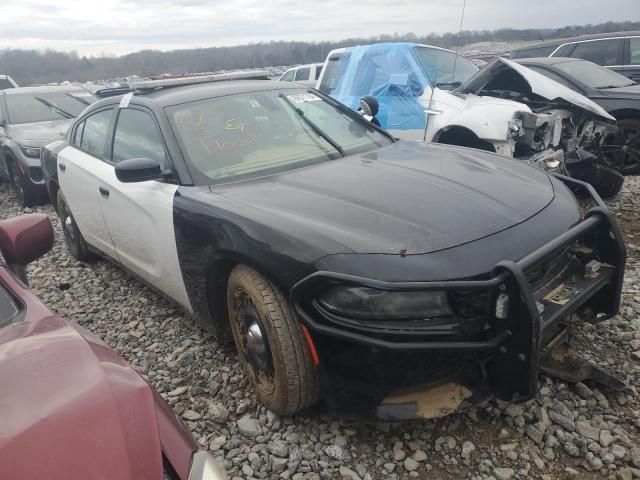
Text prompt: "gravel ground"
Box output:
[[6, 176, 640, 480]]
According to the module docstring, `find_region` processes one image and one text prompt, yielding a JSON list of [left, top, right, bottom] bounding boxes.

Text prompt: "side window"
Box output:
[[630, 38, 640, 65], [315, 66, 323, 80], [295, 67, 311, 81], [112, 109, 167, 168], [80, 109, 112, 158], [0, 284, 20, 328], [570, 39, 624, 65], [280, 70, 295, 82]]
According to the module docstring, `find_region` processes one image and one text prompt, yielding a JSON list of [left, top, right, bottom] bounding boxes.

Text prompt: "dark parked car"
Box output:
[[0, 213, 224, 480], [510, 31, 640, 81], [0, 86, 98, 206], [43, 77, 625, 419], [516, 57, 640, 175]]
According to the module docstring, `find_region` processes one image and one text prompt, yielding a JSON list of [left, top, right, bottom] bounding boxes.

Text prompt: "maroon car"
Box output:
[[0, 214, 224, 480]]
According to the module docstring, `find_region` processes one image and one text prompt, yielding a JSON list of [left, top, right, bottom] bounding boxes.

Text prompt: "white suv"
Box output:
[[278, 63, 323, 86]]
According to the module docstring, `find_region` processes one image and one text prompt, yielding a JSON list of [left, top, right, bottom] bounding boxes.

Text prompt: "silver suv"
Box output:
[[0, 86, 97, 206]]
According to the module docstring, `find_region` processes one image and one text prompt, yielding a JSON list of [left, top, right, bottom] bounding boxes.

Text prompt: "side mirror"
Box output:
[[115, 157, 168, 183], [359, 96, 379, 117], [0, 214, 54, 284]]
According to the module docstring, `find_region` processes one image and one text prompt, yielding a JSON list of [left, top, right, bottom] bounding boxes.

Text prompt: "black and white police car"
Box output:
[[42, 73, 625, 419]]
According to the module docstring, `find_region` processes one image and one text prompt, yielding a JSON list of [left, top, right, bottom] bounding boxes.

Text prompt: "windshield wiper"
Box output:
[[66, 92, 90, 106], [434, 81, 462, 89], [33, 97, 74, 119], [278, 93, 344, 157]]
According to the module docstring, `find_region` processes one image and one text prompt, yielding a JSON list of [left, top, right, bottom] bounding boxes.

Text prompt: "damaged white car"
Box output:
[[318, 44, 624, 197]]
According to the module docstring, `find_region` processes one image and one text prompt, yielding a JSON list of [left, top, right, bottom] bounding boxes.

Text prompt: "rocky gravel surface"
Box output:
[[6, 176, 640, 480]]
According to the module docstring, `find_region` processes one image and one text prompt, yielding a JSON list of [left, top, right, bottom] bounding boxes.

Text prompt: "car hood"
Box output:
[[0, 316, 164, 480], [595, 83, 640, 99], [458, 57, 615, 122], [212, 141, 555, 255], [5, 119, 71, 146]]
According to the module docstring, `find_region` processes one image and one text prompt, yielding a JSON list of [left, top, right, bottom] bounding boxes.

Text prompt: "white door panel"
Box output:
[[97, 169, 192, 311], [57, 146, 118, 258]]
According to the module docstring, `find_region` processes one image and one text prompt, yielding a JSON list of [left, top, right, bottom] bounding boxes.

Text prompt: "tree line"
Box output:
[[2, 20, 639, 86]]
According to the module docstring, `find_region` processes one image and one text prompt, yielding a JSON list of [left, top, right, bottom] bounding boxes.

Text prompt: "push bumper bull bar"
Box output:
[[290, 175, 626, 407]]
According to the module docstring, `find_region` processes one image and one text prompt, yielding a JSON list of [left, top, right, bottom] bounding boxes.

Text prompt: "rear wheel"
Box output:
[[227, 265, 319, 415], [8, 161, 37, 207], [57, 191, 94, 261], [602, 118, 640, 175]]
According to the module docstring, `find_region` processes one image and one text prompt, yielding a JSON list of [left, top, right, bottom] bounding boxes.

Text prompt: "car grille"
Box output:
[[524, 245, 573, 293]]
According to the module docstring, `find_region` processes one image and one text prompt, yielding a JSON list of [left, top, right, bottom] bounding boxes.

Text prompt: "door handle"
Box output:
[[99, 187, 110, 198], [58, 163, 66, 172]]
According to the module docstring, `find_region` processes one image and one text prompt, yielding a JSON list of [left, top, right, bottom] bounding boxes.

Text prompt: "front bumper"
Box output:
[[291, 175, 625, 420]]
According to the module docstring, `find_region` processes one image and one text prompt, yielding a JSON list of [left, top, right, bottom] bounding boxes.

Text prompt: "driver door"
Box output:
[[97, 106, 191, 309]]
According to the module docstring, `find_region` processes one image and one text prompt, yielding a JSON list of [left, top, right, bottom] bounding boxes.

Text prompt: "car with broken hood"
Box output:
[[515, 57, 640, 175], [318, 44, 625, 198], [42, 76, 625, 420], [0, 213, 224, 480], [0, 85, 98, 206]]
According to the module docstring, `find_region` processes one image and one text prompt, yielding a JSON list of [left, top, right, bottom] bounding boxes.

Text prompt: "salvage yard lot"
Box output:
[[7, 177, 640, 480]]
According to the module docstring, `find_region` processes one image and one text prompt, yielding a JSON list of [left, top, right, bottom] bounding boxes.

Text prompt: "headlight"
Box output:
[[316, 285, 452, 320], [19, 146, 41, 158], [188, 451, 225, 480]]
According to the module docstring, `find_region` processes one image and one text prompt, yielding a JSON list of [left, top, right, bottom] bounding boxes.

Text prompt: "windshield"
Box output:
[[5, 90, 96, 124], [553, 60, 635, 88], [414, 47, 478, 88], [168, 89, 392, 184]]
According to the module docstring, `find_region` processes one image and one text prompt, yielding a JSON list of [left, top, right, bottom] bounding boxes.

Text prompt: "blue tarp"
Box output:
[[328, 43, 429, 131]]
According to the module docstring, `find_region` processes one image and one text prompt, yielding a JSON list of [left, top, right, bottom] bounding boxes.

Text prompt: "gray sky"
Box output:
[[0, 0, 638, 56]]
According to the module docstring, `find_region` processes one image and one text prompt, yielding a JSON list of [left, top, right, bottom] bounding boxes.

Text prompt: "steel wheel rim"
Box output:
[[233, 289, 275, 393]]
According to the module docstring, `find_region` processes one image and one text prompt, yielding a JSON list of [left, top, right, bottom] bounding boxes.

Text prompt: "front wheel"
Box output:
[[227, 265, 319, 415], [570, 163, 624, 199], [602, 118, 640, 175], [57, 191, 94, 262], [8, 161, 37, 207]]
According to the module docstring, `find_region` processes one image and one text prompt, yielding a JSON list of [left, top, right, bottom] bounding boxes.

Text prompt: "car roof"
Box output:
[[516, 57, 584, 66], [512, 30, 640, 52], [327, 42, 459, 57], [136, 79, 304, 107], [3, 85, 90, 96]]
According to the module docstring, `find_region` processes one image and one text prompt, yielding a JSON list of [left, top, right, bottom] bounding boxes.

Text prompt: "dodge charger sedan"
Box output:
[[0, 213, 224, 480], [42, 77, 625, 419]]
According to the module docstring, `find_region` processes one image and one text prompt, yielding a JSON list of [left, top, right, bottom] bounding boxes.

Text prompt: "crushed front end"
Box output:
[[291, 176, 625, 420]]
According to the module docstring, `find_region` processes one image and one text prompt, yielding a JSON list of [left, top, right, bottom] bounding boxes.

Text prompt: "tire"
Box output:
[[8, 161, 37, 207], [57, 191, 94, 261], [227, 265, 319, 415], [571, 163, 624, 199], [602, 118, 640, 175]]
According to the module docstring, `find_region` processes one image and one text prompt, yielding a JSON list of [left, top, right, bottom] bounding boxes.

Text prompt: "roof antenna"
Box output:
[[423, 0, 467, 141], [451, 0, 467, 86]]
